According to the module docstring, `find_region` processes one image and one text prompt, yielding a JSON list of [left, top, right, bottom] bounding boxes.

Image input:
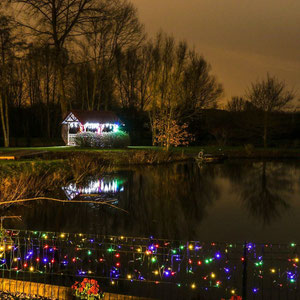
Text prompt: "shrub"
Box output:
[[75, 131, 130, 148], [74, 132, 95, 148]]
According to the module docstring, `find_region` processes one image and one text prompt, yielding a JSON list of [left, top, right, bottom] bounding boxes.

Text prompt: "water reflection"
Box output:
[[3, 160, 300, 243], [63, 177, 125, 200], [238, 161, 292, 224]]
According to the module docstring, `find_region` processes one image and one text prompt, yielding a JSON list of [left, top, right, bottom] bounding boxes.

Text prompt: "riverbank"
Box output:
[[176, 145, 300, 159], [0, 147, 188, 166], [0, 146, 299, 167]]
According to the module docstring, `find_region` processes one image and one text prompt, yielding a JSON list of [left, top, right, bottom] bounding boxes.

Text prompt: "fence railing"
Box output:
[[0, 229, 299, 299], [68, 134, 77, 146]]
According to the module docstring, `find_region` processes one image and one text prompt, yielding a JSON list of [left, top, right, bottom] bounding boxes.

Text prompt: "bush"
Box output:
[[74, 132, 95, 148], [75, 131, 130, 148]]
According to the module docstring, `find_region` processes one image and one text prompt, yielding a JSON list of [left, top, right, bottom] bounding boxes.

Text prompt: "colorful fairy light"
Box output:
[[0, 229, 298, 297], [151, 257, 157, 263]]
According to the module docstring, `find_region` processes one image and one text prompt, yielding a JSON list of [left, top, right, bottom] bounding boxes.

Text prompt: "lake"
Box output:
[[4, 159, 300, 244]]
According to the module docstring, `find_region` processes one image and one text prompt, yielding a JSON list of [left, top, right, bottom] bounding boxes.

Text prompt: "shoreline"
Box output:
[[0, 146, 299, 167]]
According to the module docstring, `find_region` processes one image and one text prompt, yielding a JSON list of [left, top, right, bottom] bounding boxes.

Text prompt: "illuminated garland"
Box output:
[[0, 230, 299, 298]]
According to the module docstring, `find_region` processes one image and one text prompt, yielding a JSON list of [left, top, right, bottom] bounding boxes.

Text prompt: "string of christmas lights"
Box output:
[[0, 229, 299, 298]]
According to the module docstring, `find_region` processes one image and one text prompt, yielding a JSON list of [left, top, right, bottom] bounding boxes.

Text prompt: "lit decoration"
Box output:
[[61, 111, 124, 145], [0, 229, 297, 298], [63, 177, 125, 200]]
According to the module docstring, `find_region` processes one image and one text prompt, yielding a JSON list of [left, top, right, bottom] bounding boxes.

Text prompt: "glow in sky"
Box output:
[[132, 0, 300, 106]]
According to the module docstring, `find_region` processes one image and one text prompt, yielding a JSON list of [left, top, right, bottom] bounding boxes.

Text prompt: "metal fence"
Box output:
[[0, 228, 299, 299]]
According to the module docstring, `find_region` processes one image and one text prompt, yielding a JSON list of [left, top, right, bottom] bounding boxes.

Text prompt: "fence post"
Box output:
[[242, 242, 248, 300]]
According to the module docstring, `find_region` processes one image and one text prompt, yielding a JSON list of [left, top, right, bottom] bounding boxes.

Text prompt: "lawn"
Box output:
[[0, 145, 299, 160]]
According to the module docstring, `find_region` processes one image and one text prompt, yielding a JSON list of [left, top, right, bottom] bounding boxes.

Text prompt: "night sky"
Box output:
[[132, 0, 300, 106]]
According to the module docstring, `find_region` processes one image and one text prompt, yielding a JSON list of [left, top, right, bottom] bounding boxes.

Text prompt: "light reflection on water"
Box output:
[[4, 160, 300, 243], [63, 177, 125, 200]]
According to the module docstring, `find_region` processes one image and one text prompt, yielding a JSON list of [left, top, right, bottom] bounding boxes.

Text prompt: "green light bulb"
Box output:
[[151, 257, 157, 263]]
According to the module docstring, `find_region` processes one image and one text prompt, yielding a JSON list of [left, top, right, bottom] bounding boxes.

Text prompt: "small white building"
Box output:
[[61, 110, 122, 146]]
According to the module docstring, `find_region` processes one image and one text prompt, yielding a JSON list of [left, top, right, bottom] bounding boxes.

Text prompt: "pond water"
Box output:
[[4, 159, 300, 244]]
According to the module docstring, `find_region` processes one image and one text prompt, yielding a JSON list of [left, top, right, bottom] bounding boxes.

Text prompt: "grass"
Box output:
[[0, 145, 299, 161], [0, 146, 164, 154]]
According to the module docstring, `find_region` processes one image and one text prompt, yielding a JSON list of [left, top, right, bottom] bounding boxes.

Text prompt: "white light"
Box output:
[[113, 124, 119, 132], [63, 179, 122, 199], [85, 122, 100, 129]]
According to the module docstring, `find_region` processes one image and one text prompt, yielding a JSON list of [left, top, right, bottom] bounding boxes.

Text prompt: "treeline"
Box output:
[[196, 109, 300, 148], [0, 0, 298, 147], [0, 0, 222, 147]]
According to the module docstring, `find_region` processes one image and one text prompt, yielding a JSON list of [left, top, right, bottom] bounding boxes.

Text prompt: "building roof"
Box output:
[[62, 110, 121, 124]]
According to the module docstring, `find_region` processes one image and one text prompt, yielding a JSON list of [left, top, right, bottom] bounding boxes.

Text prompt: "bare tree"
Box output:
[[8, 0, 97, 116], [226, 96, 246, 112], [24, 44, 58, 137], [115, 44, 153, 111], [180, 51, 223, 115], [76, 0, 144, 110], [147, 33, 188, 146], [0, 14, 21, 147], [246, 74, 295, 147]]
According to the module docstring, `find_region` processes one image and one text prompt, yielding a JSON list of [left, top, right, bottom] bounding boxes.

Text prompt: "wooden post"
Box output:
[[242, 242, 248, 300]]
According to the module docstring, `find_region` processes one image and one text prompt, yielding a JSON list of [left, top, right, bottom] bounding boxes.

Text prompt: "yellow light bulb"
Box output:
[[231, 289, 236, 295], [211, 272, 216, 278], [137, 248, 142, 253], [188, 244, 194, 250], [270, 268, 276, 273], [30, 266, 34, 272], [191, 283, 196, 289], [8, 245, 12, 250], [294, 258, 299, 263], [0, 246, 4, 251], [111, 281, 115, 285], [127, 274, 132, 279], [154, 270, 159, 275], [120, 236, 124, 240], [60, 233, 65, 238]]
